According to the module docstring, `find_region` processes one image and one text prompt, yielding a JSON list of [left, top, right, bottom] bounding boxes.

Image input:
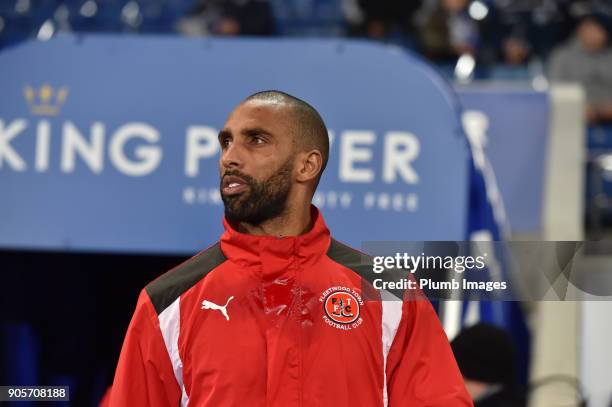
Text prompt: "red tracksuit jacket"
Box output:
[[109, 208, 472, 406]]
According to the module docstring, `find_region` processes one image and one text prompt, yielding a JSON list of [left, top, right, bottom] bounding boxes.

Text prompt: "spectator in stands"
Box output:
[[493, 0, 576, 60], [345, 0, 422, 48], [549, 13, 612, 124], [451, 323, 527, 407], [418, 0, 481, 62], [503, 35, 531, 66], [489, 33, 534, 80], [177, 0, 274, 37]]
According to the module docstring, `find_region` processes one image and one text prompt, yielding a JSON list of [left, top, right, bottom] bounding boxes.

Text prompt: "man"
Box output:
[[109, 91, 472, 406], [549, 13, 612, 124]]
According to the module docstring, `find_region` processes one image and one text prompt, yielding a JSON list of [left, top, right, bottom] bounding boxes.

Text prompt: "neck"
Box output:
[[238, 204, 313, 237]]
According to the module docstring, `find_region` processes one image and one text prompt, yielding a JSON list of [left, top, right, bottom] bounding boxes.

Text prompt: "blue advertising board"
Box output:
[[456, 87, 549, 234], [0, 36, 470, 254]]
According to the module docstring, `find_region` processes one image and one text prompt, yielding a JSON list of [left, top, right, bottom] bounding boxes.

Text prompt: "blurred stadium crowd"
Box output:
[[4, 0, 612, 229], [0, 0, 610, 91]]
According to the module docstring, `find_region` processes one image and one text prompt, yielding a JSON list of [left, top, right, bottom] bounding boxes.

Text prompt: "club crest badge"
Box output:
[[319, 286, 364, 330]]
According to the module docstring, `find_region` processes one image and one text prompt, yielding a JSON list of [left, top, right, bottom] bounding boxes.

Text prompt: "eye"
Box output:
[[251, 135, 266, 145], [220, 135, 232, 148]]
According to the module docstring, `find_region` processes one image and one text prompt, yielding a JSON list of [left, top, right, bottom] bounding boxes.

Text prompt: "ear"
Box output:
[[295, 150, 323, 183]]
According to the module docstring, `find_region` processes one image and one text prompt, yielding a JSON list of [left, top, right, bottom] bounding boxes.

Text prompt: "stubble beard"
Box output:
[[221, 158, 294, 226]]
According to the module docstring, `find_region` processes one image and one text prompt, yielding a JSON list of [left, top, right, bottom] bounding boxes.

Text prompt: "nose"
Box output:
[[220, 142, 243, 170]]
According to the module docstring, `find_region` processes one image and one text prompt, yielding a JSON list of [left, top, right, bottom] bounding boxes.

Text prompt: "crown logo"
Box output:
[[24, 84, 69, 116]]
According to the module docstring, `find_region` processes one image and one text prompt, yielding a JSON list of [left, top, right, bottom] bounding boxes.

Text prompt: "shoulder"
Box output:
[[326, 238, 386, 293], [326, 238, 374, 277], [145, 242, 227, 315], [326, 238, 414, 302], [550, 42, 578, 64]]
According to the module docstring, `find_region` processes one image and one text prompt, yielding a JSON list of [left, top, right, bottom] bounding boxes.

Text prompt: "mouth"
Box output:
[[221, 175, 249, 196]]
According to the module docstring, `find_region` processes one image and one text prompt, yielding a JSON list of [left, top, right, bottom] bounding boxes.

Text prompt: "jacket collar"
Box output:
[[220, 205, 330, 269]]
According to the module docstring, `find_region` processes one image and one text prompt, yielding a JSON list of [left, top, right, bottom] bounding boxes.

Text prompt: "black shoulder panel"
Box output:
[[146, 242, 227, 315], [326, 238, 403, 301], [326, 238, 376, 283]]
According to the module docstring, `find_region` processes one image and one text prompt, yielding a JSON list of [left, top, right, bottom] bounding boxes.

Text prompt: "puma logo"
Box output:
[[201, 296, 234, 321]]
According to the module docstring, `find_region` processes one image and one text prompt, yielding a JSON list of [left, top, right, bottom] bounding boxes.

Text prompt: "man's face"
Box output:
[[218, 100, 296, 225], [578, 20, 608, 53]]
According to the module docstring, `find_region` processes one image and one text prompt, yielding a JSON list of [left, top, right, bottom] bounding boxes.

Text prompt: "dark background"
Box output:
[[0, 250, 188, 406]]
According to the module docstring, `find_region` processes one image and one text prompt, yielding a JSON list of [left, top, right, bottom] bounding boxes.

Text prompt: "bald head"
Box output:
[[243, 90, 329, 176]]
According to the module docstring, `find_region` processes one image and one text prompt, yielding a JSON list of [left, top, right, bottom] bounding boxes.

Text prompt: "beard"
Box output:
[[220, 158, 293, 225]]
